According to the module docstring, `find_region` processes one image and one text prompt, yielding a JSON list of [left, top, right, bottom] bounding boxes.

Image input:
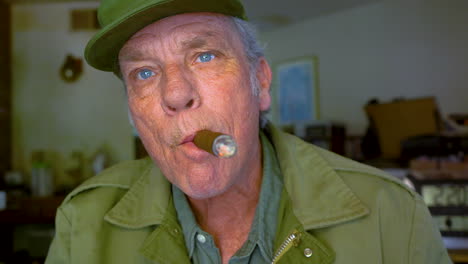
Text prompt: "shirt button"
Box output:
[[304, 248, 313, 258], [196, 234, 207, 244]]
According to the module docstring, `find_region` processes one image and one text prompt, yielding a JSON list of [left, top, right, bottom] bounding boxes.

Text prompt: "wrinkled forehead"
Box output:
[[120, 13, 241, 55]]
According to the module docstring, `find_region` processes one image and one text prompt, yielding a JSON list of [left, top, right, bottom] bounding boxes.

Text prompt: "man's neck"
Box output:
[[187, 142, 263, 263]]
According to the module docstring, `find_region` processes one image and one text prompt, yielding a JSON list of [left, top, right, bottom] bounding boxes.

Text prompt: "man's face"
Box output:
[[119, 13, 271, 199]]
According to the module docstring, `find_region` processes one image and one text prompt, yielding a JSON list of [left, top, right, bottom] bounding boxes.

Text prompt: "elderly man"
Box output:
[[46, 0, 451, 263]]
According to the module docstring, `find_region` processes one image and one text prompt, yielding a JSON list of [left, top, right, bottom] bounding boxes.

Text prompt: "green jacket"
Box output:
[[46, 125, 451, 264]]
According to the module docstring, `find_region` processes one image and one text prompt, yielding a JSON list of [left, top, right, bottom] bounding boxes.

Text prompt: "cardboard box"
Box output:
[[365, 97, 440, 159]]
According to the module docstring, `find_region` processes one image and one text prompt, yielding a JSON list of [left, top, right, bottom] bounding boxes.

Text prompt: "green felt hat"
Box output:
[[85, 0, 246, 72]]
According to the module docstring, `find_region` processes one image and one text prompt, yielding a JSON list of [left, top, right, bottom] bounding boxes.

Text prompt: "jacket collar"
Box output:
[[105, 123, 369, 230], [266, 123, 369, 230], [104, 164, 171, 228]]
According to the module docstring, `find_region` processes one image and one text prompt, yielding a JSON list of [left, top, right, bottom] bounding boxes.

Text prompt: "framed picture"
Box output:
[[275, 56, 319, 125]]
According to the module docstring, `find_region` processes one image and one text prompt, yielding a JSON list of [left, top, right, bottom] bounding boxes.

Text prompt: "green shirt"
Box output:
[[172, 133, 283, 263]]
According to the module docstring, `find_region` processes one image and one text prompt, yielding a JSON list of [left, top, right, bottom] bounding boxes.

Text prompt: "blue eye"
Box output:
[[197, 53, 215, 63], [137, 69, 155, 80]]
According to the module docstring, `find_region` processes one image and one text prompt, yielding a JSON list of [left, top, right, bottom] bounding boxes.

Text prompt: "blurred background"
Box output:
[[0, 0, 468, 263]]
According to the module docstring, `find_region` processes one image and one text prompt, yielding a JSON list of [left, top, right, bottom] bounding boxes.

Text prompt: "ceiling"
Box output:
[[242, 0, 378, 32], [5, 0, 379, 32]]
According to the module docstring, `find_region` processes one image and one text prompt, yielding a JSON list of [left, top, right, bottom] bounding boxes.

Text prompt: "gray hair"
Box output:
[[230, 17, 270, 128], [122, 16, 270, 128]]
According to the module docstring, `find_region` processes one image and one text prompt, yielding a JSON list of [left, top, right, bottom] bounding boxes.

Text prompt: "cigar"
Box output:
[[193, 130, 237, 158]]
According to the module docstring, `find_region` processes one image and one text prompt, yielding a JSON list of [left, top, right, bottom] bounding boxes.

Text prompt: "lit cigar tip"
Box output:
[[214, 136, 237, 158]]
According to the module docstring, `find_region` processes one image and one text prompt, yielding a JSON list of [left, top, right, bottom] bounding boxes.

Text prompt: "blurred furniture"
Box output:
[[409, 174, 468, 235], [0, 2, 12, 178], [287, 121, 346, 155], [407, 173, 468, 263], [401, 135, 468, 162], [0, 196, 64, 263], [364, 97, 440, 159], [303, 122, 346, 155], [450, 249, 468, 263]]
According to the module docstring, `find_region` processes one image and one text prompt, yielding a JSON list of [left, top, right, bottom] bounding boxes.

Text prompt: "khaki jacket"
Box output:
[[46, 125, 452, 263]]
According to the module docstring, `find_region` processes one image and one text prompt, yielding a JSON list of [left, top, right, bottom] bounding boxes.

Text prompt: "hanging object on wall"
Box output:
[[60, 54, 83, 83]]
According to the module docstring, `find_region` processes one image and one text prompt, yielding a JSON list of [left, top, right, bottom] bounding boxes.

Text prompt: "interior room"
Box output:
[[0, 0, 467, 263]]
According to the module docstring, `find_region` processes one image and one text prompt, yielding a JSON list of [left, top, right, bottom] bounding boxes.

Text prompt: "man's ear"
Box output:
[[256, 57, 272, 111]]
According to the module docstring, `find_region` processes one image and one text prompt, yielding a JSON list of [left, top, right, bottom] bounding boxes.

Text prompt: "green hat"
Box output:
[[85, 0, 246, 72]]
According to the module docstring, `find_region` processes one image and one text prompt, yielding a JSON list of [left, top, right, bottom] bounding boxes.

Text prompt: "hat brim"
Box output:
[[85, 0, 246, 72]]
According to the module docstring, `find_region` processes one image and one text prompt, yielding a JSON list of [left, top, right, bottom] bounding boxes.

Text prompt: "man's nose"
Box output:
[[161, 66, 200, 115]]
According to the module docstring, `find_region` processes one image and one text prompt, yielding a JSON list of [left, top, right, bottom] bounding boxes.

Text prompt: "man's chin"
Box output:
[[181, 183, 230, 200]]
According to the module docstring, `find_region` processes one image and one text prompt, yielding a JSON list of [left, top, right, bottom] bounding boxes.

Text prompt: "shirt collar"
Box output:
[[172, 131, 283, 261], [171, 184, 198, 257]]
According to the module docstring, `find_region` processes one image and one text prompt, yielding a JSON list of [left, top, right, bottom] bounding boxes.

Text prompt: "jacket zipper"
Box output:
[[271, 231, 301, 264]]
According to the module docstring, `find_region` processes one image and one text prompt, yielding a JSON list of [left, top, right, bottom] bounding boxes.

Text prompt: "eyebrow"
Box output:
[[119, 47, 148, 63], [180, 32, 219, 50], [181, 37, 207, 50]]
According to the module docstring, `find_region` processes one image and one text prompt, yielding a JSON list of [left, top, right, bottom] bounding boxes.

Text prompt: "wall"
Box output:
[[12, 2, 134, 187], [261, 0, 468, 135], [11, 0, 468, 184]]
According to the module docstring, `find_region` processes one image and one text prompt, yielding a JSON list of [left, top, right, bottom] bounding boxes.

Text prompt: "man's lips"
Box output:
[[180, 133, 196, 145], [177, 132, 210, 160]]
